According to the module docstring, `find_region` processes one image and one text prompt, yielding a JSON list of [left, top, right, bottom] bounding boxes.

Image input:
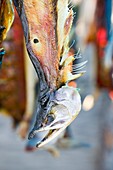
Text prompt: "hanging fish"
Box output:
[[12, 0, 86, 147], [0, 10, 26, 127], [0, 0, 14, 42], [0, 0, 14, 67], [95, 0, 113, 90]]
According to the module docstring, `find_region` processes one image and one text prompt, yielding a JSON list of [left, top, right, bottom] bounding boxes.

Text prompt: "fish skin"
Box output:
[[21, 0, 59, 89], [13, 0, 76, 89]]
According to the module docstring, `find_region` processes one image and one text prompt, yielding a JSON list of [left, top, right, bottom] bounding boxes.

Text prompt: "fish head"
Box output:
[[31, 86, 81, 147]]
